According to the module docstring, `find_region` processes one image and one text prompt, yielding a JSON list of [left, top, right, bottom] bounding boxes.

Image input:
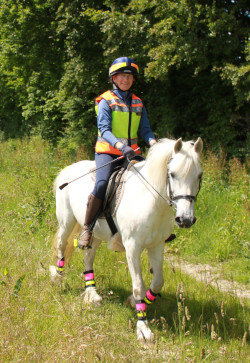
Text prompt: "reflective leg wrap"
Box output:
[[84, 270, 96, 289], [136, 300, 147, 321], [144, 289, 158, 305], [56, 258, 65, 274]]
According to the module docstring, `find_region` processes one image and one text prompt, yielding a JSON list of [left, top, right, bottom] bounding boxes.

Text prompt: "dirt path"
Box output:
[[165, 255, 250, 300]]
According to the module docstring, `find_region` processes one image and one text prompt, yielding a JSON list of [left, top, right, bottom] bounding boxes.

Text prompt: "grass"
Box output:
[[0, 137, 249, 361], [168, 150, 249, 284]]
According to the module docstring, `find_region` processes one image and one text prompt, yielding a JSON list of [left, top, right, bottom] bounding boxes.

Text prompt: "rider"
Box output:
[[78, 56, 157, 248]]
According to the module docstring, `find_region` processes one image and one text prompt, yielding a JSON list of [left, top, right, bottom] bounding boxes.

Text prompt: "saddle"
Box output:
[[96, 156, 145, 235]]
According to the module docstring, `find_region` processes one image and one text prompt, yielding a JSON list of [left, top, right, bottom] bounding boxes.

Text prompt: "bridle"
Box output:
[[167, 170, 202, 206], [128, 158, 202, 207]]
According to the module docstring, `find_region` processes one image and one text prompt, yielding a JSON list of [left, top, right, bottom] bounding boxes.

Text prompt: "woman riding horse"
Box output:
[[78, 57, 157, 248]]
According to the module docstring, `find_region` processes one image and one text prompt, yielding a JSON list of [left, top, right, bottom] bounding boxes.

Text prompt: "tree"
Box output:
[[0, 0, 248, 158]]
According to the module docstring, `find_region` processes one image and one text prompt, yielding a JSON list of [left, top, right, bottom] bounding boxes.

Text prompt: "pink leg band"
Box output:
[[136, 303, 146, 312], [146, 289, 156, 301], [85, 272, 95, 281], [57, 259, 65, 267]]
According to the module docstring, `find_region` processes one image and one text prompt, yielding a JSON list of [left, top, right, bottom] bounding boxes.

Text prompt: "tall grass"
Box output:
[[0, 137, 249, 361], [169, 150, 249, 284]]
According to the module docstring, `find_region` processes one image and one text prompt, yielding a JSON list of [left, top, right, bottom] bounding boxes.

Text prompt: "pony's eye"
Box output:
[[170, 172, 176, 179]]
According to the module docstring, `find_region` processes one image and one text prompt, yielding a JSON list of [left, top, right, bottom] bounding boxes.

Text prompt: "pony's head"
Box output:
[[167, 137, 203, 228], [144, 137, 203, 228]]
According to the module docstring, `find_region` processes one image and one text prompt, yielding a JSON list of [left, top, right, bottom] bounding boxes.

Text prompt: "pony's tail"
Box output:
[[52, 222, 82, 264]]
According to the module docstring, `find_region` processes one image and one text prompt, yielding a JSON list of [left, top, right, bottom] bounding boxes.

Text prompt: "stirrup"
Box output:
[[78, 226, 93, 249]]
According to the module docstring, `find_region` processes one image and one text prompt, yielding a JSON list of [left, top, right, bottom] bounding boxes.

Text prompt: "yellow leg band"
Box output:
[[85, 280, 95, 287]]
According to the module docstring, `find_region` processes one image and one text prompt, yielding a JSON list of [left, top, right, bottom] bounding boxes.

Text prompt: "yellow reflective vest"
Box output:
[[95, 90, 143, 155]]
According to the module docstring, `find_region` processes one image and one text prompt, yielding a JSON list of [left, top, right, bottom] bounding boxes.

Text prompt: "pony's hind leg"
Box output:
[[50, 217, 79, 283], [81, 237, 103, 306]]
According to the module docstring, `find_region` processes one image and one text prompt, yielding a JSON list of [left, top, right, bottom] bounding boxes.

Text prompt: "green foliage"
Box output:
[[0, 0, 249, 158]]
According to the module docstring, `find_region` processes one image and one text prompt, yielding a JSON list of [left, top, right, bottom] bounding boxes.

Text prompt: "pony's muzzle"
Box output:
[[175, 216, 196, 228]]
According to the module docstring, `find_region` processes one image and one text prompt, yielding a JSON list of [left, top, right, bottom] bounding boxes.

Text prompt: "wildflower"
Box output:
[[185, 306, 191, 321], [214, 312, 219, 325], [201, 347, 205, 359], [182, 316, 186, 331], [178, 302, 183, 317], [211, 324, 218, 340], [221, 301, 225, 317]]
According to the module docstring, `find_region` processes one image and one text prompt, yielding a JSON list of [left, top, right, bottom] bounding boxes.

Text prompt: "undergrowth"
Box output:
[[168, 150, 249, 284], [0, 137, 249, 362]]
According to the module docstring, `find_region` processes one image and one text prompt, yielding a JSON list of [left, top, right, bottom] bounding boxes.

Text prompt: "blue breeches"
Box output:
[[92, 153, 124, 200]]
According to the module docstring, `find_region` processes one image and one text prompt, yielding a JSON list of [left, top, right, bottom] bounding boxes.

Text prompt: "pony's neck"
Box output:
[[144, 140, 174, 194]]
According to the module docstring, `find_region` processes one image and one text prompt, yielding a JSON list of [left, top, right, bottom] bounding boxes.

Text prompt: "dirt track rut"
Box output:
[[165, 255, 250, 300]]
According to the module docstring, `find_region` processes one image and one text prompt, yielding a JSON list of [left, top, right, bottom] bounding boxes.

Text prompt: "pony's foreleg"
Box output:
[[125, 242, 154, 342], [81, 237, 103, 306], [145, 243, 165, 306]]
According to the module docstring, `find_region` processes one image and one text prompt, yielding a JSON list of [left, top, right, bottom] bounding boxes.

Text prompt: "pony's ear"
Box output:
[[174, 138, 183, 153], [194, 137, 203, 153]]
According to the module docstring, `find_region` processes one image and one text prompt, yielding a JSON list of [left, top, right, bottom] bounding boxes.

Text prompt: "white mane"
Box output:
[[144, 138, 201, 194], [144, 139, 175, 193]]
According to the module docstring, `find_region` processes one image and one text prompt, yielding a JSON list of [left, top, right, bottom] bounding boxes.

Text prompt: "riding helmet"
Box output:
[[109, 57, 139, 78]]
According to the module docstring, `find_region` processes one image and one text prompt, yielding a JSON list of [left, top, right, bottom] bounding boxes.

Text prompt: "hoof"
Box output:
[[137, 320, 154, 343], [49, 265, 63, 284], [81, 287, 103, 306]]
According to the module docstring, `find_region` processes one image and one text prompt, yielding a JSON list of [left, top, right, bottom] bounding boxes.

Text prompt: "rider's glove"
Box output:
[[120, 145, 136, 159]]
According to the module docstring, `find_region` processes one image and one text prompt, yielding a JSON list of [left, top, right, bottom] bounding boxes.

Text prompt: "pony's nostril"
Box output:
[[175, 216, 196, 228], [175, 216, 182, 225]]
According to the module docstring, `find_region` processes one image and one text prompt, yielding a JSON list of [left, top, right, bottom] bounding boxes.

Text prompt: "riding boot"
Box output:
[[78, 193, 103, 249]]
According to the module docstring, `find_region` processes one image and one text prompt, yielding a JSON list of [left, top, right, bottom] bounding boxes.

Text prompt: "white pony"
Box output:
[[50, 137, 203, 342]]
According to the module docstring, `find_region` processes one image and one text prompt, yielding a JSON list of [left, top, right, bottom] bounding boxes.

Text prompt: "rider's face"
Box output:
[[113, 73, 134, 91]]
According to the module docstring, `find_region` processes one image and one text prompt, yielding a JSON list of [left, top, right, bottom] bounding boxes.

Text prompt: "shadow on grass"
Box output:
[[59, 277, 248, 342]]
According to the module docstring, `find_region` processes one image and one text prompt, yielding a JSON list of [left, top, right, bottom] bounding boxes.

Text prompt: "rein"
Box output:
[[128, 159, 172, 206], [128, 158, 201, 207]]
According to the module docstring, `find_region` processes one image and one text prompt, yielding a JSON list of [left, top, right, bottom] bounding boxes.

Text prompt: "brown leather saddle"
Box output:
[[102, 156, 145, 235]]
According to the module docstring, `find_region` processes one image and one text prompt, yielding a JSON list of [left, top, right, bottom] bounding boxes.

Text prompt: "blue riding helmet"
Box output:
[[109, 57, 139, 78]]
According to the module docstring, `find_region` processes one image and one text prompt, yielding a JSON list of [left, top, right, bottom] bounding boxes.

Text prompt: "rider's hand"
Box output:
[[120, 145, 136, 159]]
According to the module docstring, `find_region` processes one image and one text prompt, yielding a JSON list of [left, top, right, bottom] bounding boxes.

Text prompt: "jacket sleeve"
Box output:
[[97, 99, 119, 148]]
